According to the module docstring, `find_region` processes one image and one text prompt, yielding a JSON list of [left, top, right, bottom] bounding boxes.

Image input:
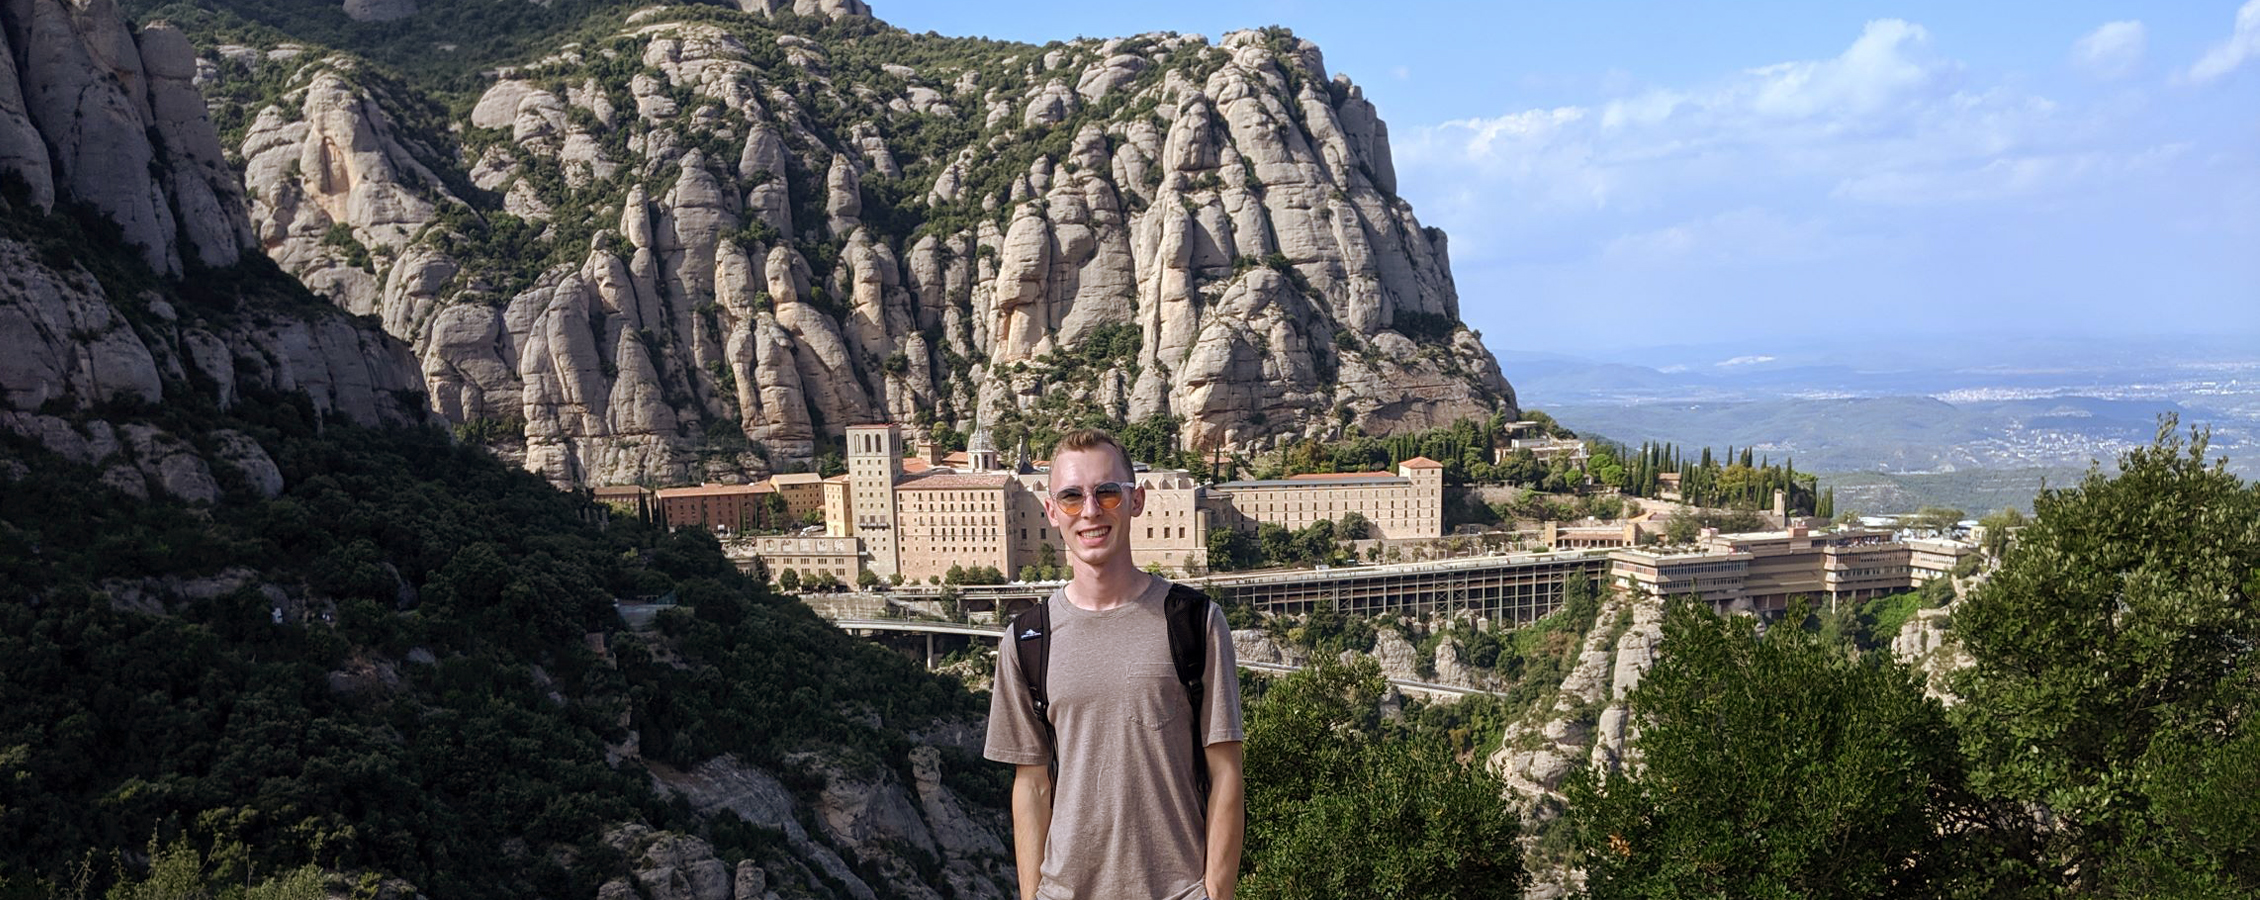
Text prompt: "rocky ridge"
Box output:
[[189, 5, 1514, 486], [1487, 596, 1665, 807], [0, 0, 427, 503]]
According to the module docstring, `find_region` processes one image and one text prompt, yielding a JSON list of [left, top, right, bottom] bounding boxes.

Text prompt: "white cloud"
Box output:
[[1400, 18, 2048, 220], [1744, 19, 1941, 119], [2188, 0, 2260, 82], [2072, 21, 2146, 80], [1716, 355, 1777, 368]]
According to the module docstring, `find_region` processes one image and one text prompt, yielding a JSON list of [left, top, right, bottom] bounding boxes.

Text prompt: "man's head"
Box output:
[[1045, 428, 1144, 575]]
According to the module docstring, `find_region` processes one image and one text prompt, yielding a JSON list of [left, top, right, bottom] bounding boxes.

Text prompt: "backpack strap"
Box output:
[[1010, 600, 1057, 791], [1164, 583, 1212, 802]]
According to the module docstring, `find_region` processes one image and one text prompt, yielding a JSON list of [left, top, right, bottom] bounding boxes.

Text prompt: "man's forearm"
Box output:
[[1203, 742, 1246, 900], [1011, 764, 1053, 900]]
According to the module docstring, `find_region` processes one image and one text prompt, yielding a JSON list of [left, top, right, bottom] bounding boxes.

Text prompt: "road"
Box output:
[[827, 617, 1495, 698]]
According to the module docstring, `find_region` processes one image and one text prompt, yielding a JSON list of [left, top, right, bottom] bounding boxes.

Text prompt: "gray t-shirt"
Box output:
[[984, 575, 1245, 900]]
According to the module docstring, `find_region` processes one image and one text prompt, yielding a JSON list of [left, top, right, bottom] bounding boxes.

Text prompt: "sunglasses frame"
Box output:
[[1050, 480, 1137, 515]]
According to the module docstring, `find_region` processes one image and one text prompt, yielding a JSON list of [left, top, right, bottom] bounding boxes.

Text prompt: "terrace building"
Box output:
[[1203, 458, 1445, 540], [655, 481, 781, 533], [1609, 526, 1975, 614]]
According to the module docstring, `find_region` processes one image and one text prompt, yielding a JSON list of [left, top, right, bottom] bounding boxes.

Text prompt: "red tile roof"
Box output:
[[1399, 456, 1445, 469], [656, 482, 775, 498]]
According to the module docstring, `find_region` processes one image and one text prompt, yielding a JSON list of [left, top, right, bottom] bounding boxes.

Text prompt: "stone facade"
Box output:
[[672, 427, 1446, 585], [1203, 457, 1444, 540], [1609, 526, 1975, 613], [748, 534, 859, 583]]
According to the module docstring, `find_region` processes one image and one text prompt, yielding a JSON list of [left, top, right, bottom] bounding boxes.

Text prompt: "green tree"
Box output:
[[856, 569, 879, 590], [1293, 520, 1336, 564], [1208, 527, 1256, 572], [1952, 421, 2260, 895], [1975, 507, 2026, 557], [777, 568, 800, 592], [1816, 486, 1835, 520], [1564, 600, 1981, 899], [1338, 511, 1372, 541], [1257, 522, 1294, 566], [1906, 505, 1967, 534], [1240, 658, 1523, 899]]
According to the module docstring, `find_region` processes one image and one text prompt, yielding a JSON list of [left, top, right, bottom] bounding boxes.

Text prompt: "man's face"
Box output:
[[1045, 446, 1144, 572]]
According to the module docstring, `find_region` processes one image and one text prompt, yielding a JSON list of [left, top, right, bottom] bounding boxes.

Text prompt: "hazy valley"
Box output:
[[1502, 334, 2260, 512]]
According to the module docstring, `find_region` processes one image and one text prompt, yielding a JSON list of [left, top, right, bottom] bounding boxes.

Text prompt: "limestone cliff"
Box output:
[[0, 3, 255, 274], [190, 7, 1514, 486], [0, 0, 426, 501]]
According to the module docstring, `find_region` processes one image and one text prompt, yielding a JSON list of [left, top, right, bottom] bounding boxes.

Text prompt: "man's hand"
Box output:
[[1203, 741, 1245, 900], [1011, 763, 1054, 900]]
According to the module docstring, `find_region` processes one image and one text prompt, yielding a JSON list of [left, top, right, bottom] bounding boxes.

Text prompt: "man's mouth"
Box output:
[[1076, 525, 1111, 544]]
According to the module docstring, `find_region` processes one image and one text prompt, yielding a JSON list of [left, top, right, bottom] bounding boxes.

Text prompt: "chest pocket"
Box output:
[[1127, 661, 1184, 731]]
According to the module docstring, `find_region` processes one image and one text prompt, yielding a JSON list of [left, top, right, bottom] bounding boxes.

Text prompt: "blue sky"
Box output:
[[883, 2, 2260, 358]]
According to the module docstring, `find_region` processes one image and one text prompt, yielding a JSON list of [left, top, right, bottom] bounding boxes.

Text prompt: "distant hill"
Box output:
[[1816, 467, 2093, 516]]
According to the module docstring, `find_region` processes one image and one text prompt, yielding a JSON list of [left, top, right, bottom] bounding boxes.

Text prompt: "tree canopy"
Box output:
[[1240, 658, 1524, 900], [1563, 600, 1982, 899], [1951, 419, 2260, 895]]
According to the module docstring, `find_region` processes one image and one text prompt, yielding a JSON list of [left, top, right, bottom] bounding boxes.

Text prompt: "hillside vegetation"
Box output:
[[0, 403, 1003, 896]]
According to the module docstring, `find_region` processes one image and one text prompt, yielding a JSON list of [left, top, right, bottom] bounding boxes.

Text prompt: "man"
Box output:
[[985, 428, 1245, 900]]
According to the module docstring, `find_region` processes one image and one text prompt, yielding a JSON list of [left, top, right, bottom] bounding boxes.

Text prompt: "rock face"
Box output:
[[1487, 594, 1669, 807], [0, 4, 255, 274], [0, 0, 426, 504], [636, 753, 1014, 900], [193, 12, 1515, 487], [1892, 603, 1971, 704]]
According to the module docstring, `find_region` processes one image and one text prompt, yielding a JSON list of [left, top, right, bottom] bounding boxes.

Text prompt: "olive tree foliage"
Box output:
[[1952, 419, 2260, 896], [1563, 600, 1986, 899], [1239, 658, 1523, 900]]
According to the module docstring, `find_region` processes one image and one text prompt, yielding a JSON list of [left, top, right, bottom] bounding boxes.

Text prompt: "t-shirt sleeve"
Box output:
[[984, 622, 1053, 766], [1200, 602, 1245, 747]]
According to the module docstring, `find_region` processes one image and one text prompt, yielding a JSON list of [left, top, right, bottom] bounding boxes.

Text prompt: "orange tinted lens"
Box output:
[[1093, 484, 1126, 510]]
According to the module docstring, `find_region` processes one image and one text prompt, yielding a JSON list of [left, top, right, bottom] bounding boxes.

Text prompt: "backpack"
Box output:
[[1010, 582, 1213, 801]]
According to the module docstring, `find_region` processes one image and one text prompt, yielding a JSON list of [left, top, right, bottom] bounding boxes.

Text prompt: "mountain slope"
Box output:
[[0, 2, 1013, 895], [138, 1, 1513, 485]]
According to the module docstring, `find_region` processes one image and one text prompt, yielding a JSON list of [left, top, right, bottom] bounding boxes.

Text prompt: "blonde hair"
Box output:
[[1053, 428, 1133, 477]]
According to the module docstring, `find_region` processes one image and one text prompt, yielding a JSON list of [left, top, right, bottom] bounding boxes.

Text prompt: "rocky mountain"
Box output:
[[0, 0, 428, 499], [0, 7, 1018, 895], [158, 0, 1512, 486]]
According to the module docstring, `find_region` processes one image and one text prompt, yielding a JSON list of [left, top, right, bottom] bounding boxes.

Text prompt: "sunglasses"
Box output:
[[1051, 481, 1135, 515]]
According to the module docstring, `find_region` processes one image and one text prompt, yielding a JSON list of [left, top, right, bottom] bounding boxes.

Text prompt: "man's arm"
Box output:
[[1010, 763, 1054, 900], [1202, 741, 1245, 900]]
